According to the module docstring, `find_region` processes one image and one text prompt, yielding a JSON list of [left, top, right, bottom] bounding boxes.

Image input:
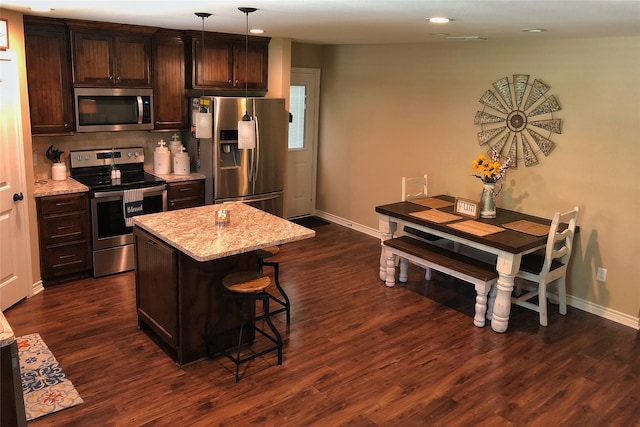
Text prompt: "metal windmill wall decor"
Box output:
[[474, 75, 562, 167]]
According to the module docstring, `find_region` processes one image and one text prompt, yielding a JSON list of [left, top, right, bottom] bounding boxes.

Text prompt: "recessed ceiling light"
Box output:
[[521, 28, 547, 33], [30, 6, 53, 12], [428, 17, 451, 24], [250, 29, 264, 34]]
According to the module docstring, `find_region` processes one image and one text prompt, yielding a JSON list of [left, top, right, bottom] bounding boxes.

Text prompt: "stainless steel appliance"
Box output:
[[70, 147, 167, 277], [74, 88, 153, 132], [186, 97, 288, 216]]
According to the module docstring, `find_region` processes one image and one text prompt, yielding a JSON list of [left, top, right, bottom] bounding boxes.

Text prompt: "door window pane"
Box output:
[[288, 85, 306, 150]]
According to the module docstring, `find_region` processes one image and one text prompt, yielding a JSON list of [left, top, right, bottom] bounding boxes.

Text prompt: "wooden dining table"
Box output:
[[375, 195, 552, 333]]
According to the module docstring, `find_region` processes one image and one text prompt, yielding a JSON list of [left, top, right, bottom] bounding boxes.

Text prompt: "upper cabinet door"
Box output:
[[24, 19, 74, 135], [72, 32, 115, 86], [72, 32, 151, 87], [191, 37, 234, 89], [115, 36, 152, 87], [232, 40, 269, 90], [153, 32, 188, 130]]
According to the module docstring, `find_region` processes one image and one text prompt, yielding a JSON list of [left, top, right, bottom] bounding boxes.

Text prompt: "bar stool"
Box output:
[[212, 271, 283, 383], [257, 246, 291, 324]]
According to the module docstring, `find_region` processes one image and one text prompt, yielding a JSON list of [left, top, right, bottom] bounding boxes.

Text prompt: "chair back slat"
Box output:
[[543, 207, 579, 272], [402, 175, 428, 201]]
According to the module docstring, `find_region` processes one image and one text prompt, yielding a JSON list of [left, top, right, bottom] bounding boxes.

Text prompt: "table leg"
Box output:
[[491, 253, 521, 333], [378, 215, 396, 281]]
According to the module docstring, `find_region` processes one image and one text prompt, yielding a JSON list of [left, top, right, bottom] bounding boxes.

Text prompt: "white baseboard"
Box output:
[[31, 279, 44, 297], [313, 210, 640, 331]]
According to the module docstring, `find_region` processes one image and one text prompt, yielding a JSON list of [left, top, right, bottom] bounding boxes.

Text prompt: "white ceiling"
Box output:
[[2, 0, 639, 45]]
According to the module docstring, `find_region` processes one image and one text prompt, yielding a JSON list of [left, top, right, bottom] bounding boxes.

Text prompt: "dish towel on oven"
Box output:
[[123, 188, 144, 227]]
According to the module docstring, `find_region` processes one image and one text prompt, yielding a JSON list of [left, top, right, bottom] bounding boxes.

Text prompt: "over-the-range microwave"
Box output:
[[74, 87, 153, 132]]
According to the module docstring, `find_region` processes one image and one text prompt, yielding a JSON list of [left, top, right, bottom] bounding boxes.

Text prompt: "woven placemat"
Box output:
[[447, 220, 505, 236], [502, 220, 549, 236], [408, 197, 454, 209], [410, 209, 462, 223]]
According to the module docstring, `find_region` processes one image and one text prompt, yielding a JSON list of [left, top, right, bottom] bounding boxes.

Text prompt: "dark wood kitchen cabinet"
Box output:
[[24, 16, 75, 135], [188, 32, 269, 92], [152, 31, 188, 130], [36, 193, 92, 286], [167, 179, 204, 210], [71, 29, 152, 87]]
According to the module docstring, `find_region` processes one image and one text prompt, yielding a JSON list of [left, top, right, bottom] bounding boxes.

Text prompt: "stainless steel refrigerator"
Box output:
[[186, 96, 288, 217]]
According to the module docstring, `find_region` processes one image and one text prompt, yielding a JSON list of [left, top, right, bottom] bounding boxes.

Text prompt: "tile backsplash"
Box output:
[[32, 130, 191, 180]]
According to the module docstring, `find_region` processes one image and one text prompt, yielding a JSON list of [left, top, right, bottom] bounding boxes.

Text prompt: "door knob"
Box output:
[[13, 192, 24, 202]]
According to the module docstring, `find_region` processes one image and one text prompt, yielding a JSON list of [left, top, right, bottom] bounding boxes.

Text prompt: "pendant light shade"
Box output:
[[194, 12, 212, 139], [238, 7, 257, 149]]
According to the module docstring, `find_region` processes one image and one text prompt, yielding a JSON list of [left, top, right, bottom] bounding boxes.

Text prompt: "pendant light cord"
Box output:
[[195, 13, 212, 104], [239, 8, 257, 121]]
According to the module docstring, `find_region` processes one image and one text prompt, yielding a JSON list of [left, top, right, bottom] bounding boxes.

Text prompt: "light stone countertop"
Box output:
[[146, 170, 205, 183], [33, 178, 89, 198], [134, 202, 315, 262], [0, 311, 15, 347]]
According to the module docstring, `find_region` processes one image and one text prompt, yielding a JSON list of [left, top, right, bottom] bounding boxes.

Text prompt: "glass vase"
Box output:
[[480, 183, 497, 219]]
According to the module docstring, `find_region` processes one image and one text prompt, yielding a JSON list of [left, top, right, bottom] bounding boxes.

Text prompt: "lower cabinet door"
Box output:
[[134, 228, 178, 348]]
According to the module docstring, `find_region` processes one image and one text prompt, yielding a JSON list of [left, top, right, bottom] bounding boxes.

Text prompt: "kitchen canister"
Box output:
[[154, 140, 171, 175], [51, 163, 67, 181], [168, 133, 183, 171], [173, 147, 190, 175]]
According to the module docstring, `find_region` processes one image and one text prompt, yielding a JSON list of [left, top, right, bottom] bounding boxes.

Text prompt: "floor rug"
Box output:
[[17, 333, 83, 421], [291, 216, 331, 228]]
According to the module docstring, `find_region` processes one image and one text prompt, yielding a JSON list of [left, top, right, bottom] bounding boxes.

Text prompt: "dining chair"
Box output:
[[511, 206, 580, 326], [400, 175, 445, 280]]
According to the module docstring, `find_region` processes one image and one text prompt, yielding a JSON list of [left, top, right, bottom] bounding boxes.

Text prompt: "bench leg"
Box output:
[[425, 267, 432, 281], [384, 250, 397, 287], [474, 283, 490, 327], [398, 257, 408, 283]]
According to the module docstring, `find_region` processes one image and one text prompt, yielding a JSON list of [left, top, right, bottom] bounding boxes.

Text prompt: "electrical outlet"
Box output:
[[597, 267, 607, 282]]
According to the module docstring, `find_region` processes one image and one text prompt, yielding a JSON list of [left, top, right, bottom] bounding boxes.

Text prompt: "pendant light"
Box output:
[[195, 12, 212, 139], [237, 7, 257, 149]]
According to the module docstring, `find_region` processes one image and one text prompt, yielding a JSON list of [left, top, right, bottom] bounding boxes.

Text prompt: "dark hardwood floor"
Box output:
[[4, 223, 639, 426]]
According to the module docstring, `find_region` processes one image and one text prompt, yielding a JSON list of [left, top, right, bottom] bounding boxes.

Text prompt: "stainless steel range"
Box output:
[[70, 147, 167, 277]]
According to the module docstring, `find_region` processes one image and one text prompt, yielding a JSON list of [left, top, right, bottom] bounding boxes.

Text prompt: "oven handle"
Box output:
[[92, 184, 167, 199]]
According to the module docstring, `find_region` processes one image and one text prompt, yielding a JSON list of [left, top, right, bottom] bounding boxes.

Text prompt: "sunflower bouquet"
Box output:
[[472, 150, 511, 184]]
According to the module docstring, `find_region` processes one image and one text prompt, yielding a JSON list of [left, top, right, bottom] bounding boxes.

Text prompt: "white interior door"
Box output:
[[286, 68, 320, 218], [0, 50, 31, 311]]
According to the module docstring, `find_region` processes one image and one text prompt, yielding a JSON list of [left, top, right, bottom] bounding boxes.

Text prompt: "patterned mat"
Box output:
[[17, 333, 83, 421]]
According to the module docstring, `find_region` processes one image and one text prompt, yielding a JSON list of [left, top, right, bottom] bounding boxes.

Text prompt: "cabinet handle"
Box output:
[[146, 239, 157, 246], [170, 202, 176, 207], [57, 225, 74, 230], [55, 202, 73, 206], [59, 253, 77, 259], [117, 76, 121, 81], [179, 187, 192, 192], [64, 123, 70, 130], [109, 75, 113, 80]]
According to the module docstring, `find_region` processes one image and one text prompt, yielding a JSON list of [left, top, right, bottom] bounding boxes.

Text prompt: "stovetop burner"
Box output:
[[70, 147, 166, 192], [72, 169, 166, 192]]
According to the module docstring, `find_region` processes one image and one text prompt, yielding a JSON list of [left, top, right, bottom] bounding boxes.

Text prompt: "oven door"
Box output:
[[91, 185, 167, 250]]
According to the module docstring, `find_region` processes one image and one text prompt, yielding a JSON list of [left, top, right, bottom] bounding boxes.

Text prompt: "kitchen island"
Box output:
[[133, 202, 315, 365]]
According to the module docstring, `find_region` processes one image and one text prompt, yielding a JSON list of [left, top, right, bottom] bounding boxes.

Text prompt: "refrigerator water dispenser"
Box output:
[[219, 129, 240, 169]]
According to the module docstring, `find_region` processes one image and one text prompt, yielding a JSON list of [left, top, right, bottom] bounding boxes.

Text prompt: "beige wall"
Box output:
[[294, 37, 640, 320]]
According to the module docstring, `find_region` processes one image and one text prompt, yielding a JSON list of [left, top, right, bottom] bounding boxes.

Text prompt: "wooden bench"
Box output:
[[382, 236, 498, 327]]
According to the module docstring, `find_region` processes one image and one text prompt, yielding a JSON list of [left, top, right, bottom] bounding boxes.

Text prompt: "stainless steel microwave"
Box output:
[[74, 88, 153, 132]]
